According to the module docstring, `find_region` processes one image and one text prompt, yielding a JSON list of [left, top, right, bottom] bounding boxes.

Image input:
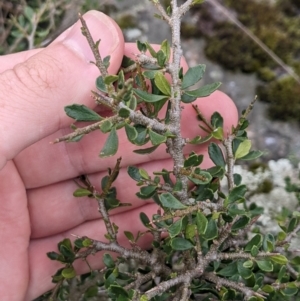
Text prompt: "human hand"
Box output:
[[0, 11, 238, 300]]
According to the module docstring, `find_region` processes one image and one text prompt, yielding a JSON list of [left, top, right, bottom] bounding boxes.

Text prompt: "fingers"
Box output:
[[0, 11, 125, 170], [28, 159, 173, 238], [0, 161, 30, 300], [25, 203, 158, 301]]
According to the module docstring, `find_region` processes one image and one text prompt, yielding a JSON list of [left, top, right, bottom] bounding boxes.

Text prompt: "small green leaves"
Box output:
[[125, 123, 138, 141], [168, 218, 183, 238], [118, 107, 131, 118], [235, 139, 252, 159], [203, 219, 218, 240], [149, 129, 167, 145], [65, 104, 102, 122], [99, 127, 118, 157], [184, 82, 221, 98], [208, 143, 225, 167], [171, 237, 194, 250], [181, 64, 206, 89], [154, 72, 171, 95], [73, 188, 92, 197], [127, 166, 142, 181], [104, 75, 118, 85], [196, 212, 208, 235], [96, 75, 107, 93], [62, 266, 76, 279], [133, 89, 169, 103], [137, 40, 147, 52], [231, 215, 250, 231], [227, 185, 247, 204], [256, 260, 273, 272], [270, 254, 288, 265], [99, 119, 113, 133], [159, 193, 187, 209], [245, 234, 263, 252]]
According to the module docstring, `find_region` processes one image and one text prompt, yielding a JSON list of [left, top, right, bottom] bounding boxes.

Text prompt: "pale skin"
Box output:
[[0, 11, 238, 301]]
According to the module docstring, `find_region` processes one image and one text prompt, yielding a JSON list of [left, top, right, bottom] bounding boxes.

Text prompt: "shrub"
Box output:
[[39, 1, 300, 300]]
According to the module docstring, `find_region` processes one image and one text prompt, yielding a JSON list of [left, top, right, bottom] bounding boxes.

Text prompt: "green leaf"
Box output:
[[24, 5, 34, 20], [181, 64, 206, 90], [159, 192, 187, 209], [124, 231, 135, 242], [143, 70, 157, 79], [154, 72, 171, 95], [196, 212, 208, 234], [170, 237, 194, 250], [168, 218, 183, 238], [184, 82, 221, 98], [184, 153, 203, 168], [99, 127, 118, 157], [270, 254, 288, 265], [133, 145, 160, 154], [156, 50, 166, 67], [103, 253, 115, 268], [145, 42, 157, 58], [238, 150, 264, 160], [99, 119, 113, 133], [128, 166, 142, 181], [181, 93, 197, 103], [140, 212, 151, 228], [188, 171, 212, 185], [65, 104, 102, 122], [103, 55, 111, 68], [149, 129, 167, 145], [73, 188, 92, 197], [47, 251, 61, 261], [245, 234, 263, 252], [139, 185, 157, 198], [203, 219, 218, 240], [251, 245, 259, 257], [137, 40, 147, 52], [139, 168, 150, 180], [160, 39, 171, 62], [125, 123, 138, 141], [121, 55, 135, 68], [217, 262, 238, 276], [96, 76, 107, 93], [237, 262, 253, 279], [208, 143, 225, 167], [235, 139, 252, 159], [227, 185, 247, 203], [211, 112, 224, 128], [262, 285, 274, 293], [62, 266, 76, 279], [104, 75, 118, 85], [288, 217, 298, 233], [256, 260, 273, 272], [212, 127, 223, 140], [185, 224, 196, 240], [118, 107, 131, 118], [133, 89, 168, 103], [231, 215, 250, 231]]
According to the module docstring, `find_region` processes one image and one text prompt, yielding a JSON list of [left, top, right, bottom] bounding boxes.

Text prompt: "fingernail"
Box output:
[[62, 11, 120, 62]]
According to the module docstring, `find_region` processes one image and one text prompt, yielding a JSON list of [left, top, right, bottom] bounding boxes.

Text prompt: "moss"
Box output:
[[115, 14, 138, 30], [257, 67, 276, 82], [196, 0, 300, 84], [257, 76, 300, 122], [257, 179, 274, 194], [204, 22, 269, 73], [181, 22, 199, 38], [248, 162, 268, 173]]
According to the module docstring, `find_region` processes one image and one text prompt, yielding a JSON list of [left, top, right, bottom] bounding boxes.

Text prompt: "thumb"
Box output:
[[0, 11, 124, 169]]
